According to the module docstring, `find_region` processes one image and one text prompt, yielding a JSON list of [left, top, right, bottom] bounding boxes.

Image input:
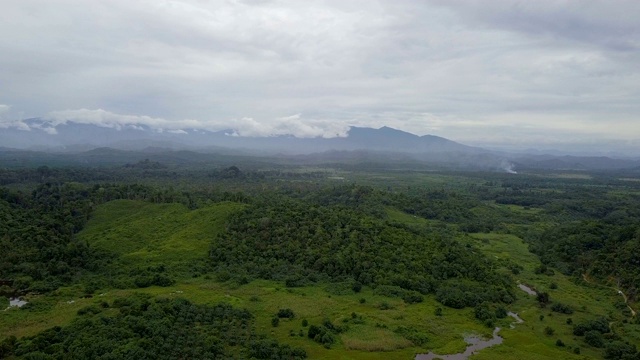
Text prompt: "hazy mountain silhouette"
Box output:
[[0, 119, 475, 155]]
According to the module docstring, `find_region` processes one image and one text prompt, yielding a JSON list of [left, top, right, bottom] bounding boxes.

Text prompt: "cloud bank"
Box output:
[[42, 109, 349, 138]]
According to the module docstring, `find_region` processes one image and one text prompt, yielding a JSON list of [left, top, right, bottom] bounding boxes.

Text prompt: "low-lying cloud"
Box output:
[[40, 108, 349, 138], [0, 104, 30, 131]]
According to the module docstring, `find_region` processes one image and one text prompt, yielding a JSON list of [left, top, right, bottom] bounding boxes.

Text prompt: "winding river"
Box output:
[[414, 312, 524, 360]]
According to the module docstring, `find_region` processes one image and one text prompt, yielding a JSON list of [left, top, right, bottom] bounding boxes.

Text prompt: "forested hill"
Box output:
[[485, 174, 640, 300], [211, 192, 515, 308]]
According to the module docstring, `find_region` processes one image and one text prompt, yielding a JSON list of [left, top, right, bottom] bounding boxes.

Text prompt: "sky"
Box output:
[[1, 0, 639, 150]]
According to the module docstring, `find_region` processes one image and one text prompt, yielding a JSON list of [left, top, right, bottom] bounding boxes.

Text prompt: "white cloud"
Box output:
[[43, 108, 348, 138], [229, 114, 349, 138], [168, 129, 188, 134], [0, 104, 30, 130]]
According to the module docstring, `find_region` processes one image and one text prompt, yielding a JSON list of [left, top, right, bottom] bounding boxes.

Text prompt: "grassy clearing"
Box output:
[[77, 199, 243, 267], [385, 207, 444, 228]]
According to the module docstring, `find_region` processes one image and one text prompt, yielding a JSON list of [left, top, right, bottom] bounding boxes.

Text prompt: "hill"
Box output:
[[77, 200, 243, 269]]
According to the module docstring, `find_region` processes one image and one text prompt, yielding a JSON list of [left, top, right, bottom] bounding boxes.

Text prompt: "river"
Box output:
[[415, 312, 524, 360]]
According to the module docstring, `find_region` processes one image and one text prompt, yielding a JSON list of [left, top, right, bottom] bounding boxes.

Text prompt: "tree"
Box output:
[[584, 330, 604, 348]]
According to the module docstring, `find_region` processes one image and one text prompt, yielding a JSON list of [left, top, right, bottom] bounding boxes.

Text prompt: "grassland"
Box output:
[[76, 199, 244, 269]]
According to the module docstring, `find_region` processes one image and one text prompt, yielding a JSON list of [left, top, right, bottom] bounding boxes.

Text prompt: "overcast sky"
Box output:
[[1, 0, 639, 149]]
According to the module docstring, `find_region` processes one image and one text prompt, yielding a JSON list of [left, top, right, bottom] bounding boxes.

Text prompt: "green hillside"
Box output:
[[77, 200, 243, 267]]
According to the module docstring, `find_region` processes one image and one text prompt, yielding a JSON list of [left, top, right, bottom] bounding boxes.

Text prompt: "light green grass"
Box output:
[[386, 207, 443, 228], [77, 199, 243, 266]]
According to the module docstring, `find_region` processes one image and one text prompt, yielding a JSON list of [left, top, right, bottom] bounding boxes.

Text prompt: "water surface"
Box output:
[[518, 283, 537, 296], [415, 310, 526, 359], [415, 328, 503, 360], [6, 297, 28, 309]]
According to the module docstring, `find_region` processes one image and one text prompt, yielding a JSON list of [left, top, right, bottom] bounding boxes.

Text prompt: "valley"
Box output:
[[1, 159, 639, 359]]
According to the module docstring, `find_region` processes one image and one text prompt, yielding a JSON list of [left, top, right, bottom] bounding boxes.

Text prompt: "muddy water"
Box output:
[[518, 283, 537, 296], [8, 298, 28, 308], [415, 311, 526, 359], [415, 328, 503, 360], [508, 312, 523, 328]]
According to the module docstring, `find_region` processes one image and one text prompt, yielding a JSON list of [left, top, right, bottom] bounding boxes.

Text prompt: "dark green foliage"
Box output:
[[271, 317, 280, 327], [0, 183, 116, 292], [536, 292, 550, 307], [534, 264, 555, 276], [584, 330, 605, 348], [210, 193, 514, 309], [307, 325, 335, 348], [277, 308, 295, 319], [435, 280, 514, 309], [248, 339, 307, 359], [474, 302, 496, 327], [531, 219, 640, 298], [508, 263, 523, 275], [0, 336, 17, 358], [544, 326, 555, 336], [321, 318, 344, 334], [76, 305, 102, 316], [604, 341, 638, 360], [348, 312, 365, 325], [6, 297, 304, 359], [133, 274, 175, 288], [434, 307, 443, 316], [394, 188, 477, 222], [472, 302, 507, 328], [402, 291, 424, 304], [573, 317, 610, 336], [284, 276, 307, 288], [301, 319, 308, 327], [551, 302, 573, 314], [555, 339, 564, 347], [373, 285, 423, 304], [325, 282, 356, 295], [394, 326, 429, 346]]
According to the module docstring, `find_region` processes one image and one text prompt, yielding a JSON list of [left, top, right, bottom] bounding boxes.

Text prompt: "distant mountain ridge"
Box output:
[[0, 118, 476, 155]]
